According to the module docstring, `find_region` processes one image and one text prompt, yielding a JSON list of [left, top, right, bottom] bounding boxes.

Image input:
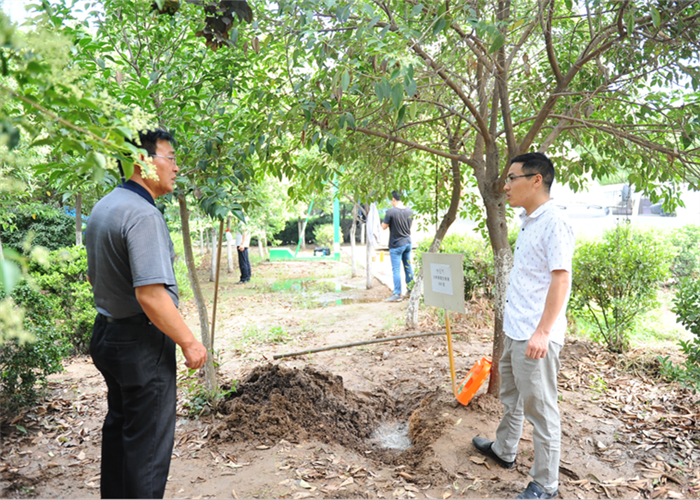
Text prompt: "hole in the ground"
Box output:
[[211, 364, 454, 484], [371, 421, 411, 451]]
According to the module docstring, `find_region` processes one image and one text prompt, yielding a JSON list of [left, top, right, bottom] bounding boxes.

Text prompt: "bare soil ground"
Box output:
[[1, 256, 699, 499]]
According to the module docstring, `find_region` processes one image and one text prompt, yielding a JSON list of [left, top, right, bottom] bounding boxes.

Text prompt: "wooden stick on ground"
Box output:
[[273, 330, 466, 360]]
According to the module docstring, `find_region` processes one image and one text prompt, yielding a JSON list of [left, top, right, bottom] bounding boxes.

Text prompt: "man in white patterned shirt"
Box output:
[[472, 152, 575, 499]]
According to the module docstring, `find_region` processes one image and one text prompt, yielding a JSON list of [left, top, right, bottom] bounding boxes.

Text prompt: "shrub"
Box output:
[[27, 246, 94, 353], [312, 223, 344, 247], [571, 225, 670, 353], [0, 203, 75, 254], [660, 278, 700, 392], [0, 282, 70, 410], [667, 225, 700, 281], [414, 233, 496, 299]]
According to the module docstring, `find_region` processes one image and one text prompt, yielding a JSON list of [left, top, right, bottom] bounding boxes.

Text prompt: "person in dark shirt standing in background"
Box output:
[[381, 190, 414, 302]]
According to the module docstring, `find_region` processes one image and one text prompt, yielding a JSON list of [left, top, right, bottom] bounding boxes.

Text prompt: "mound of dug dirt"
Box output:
[[212, 364, 402, 450], [211, 364, 450, 479]]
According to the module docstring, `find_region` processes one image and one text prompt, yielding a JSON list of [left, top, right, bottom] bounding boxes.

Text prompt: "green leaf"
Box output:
[[341, 69, 350, 91], [391, 82, 404, 109], [404, 75, 417, 97], [409, 101, 418, 120], [626, 9, 635, 36], [411, 4, 424, 17], [92, 151, 107, 170], [374, 81, 385, 102], [345, 112, 355, 129], [397, 104, 406, 127], [29, 137, 54, 148], [489, 32, 505, 54], [0, 259, 21, 296], [651, 6, 660, 28], [122, 159, 134, 180], [432, 17, 446, 36], [26, 61, 45, 74], [93, 163, 105, 183]]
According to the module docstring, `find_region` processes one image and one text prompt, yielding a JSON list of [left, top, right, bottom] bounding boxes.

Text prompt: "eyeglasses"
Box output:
[[151, 155, 177, 164], [505, 173, 537, 184]]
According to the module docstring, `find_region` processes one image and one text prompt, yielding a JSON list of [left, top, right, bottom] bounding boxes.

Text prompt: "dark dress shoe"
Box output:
[[472, 436, 515, 469], [516, 482, 558, 499]]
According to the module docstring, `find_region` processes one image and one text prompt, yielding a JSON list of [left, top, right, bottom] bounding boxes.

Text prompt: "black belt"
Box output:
[[98, 313, 151, 325]]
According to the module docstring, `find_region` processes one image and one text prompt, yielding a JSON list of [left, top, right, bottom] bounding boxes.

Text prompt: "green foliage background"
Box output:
[[1, 204, 75, 253]]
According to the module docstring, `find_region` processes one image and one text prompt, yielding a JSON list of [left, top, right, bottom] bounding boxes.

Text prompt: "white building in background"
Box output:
[[406, 180, 700, 247], [551, 181, 700, 238]]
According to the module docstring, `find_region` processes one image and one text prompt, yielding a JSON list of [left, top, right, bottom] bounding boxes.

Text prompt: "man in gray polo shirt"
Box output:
[[86, 129, 207, 499], [472, 152, 575, 499]]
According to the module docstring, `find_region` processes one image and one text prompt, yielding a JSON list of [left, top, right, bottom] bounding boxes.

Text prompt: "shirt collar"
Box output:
[[119, 180, 155, 207], [520, 199, 555, 221]]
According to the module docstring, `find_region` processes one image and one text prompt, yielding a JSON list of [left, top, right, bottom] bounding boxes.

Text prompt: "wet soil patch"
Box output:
[[212, 364, 451, 478]]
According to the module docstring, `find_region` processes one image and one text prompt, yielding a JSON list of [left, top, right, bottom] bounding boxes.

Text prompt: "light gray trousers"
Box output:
[[491, 336, 562, 493]]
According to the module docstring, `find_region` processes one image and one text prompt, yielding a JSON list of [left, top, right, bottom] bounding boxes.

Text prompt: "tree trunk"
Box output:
[[75, 194, 82, 246], [177, 194, 216, 393], [350, 203, 358, 278], [360, 222, 365, 244], [209, 227, 217, 282], [298, 217, 308, 250], [475, 144, 513, 397], [199, 228, 204, 257], [258, 234, 264, 258], [406, 155, 462, 329]]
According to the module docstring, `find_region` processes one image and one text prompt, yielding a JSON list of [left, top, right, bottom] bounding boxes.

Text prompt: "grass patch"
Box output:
[[234, 323, 291, 349]]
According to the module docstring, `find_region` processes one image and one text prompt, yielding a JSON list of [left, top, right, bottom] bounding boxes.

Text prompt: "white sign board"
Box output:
[[430, 263, 454, 295], [422, 253, 465, 313]]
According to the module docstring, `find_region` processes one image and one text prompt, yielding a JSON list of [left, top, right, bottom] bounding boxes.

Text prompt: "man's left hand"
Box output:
[[238, 245, 245, 251], [525, 330, 550, 359]]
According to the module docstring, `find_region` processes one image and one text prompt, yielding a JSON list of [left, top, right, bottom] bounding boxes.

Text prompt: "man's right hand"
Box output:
[[181, 340, 207, 369]]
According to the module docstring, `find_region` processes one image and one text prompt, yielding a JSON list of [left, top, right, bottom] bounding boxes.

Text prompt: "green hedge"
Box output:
[[1, 204, 75, 254], [570, 225, 670, 353], [1, 281, 70, 410], [661, 278, 700, 391], [26, 246, 94, 353]]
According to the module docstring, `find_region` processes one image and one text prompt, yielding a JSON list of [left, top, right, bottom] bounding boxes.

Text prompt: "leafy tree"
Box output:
[[267, 0, 700, 393]]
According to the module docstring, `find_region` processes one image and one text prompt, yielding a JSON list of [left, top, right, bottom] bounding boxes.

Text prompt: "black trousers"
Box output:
[[237, 247, 251, 281], [90, 315, 177, 499]]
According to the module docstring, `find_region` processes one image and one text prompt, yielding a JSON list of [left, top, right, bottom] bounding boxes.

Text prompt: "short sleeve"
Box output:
[[382, 210, 391, 225], [545, 217, 575, 273], [126, 213, 177, 288]]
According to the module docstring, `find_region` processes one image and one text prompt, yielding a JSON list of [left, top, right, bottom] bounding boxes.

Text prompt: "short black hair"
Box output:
[[128, 129, 175, 156], [117, 129, 174, 184], [510, 152, 555, 191], [391, 190, 402, 201]]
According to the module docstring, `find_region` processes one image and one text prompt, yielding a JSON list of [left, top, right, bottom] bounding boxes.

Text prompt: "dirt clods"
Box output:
[[213, 364, 402, 451], [212, 363, 451, 480]]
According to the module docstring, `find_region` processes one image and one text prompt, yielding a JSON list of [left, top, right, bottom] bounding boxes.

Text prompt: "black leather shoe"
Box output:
[[234, 280, 249, 285], [472, 436, 515, 469], [516, 482, 558, 499]]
